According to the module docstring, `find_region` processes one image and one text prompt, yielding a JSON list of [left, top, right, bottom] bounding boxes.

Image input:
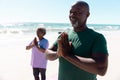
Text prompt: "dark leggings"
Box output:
[[33, 68, 46, 80]]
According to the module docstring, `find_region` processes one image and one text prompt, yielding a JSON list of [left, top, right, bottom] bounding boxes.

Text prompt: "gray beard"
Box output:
[[72, 21, 78, 28]]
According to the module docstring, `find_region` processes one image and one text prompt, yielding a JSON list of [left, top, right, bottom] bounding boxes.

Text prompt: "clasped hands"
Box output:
[[31, 37, 38, 47], [34, 37, 38, 46], [57, 32, 72, 57]]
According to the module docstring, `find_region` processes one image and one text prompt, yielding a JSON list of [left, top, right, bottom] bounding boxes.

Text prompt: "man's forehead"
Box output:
[[71, 4, 89, 12], [71, 5, 86, 11], [71, 1, 89, 11]]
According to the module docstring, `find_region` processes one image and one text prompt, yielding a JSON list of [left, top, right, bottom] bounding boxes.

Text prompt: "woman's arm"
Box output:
[[26, 38, 35, 50], [35, 46, 46, 53], [26, 43, 34, 50]]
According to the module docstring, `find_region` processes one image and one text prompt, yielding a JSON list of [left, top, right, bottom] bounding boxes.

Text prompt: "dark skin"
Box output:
[[57, 32, 108, 76], [26, 30, 46, 53], [48, 1, 108, 76]]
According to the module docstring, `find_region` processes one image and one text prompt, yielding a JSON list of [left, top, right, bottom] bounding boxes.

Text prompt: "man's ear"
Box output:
[[87, 12, 90, 17]]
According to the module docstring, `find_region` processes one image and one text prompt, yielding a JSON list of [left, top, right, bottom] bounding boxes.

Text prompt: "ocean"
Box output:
[[0, 22, 120, 80], [0, 22, 119, 47], [0, 22, 120, 35]]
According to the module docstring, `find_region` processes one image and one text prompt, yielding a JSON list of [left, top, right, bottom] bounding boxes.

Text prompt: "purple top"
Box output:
[[29, 38, 49, 68]]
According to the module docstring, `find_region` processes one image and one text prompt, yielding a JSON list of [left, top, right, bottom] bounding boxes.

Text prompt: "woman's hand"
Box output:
[[34, 37, 38, 46]]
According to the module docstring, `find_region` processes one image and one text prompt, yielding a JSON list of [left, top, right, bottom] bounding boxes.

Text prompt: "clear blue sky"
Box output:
[[0, 0, 120, 24]]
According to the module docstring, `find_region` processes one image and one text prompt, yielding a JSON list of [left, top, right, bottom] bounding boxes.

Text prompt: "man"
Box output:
[[46, 1, 108, 80]]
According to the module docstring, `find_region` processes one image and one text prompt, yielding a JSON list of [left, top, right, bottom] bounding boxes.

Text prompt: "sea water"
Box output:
[[0, 22, 120, 46], [0, 22, 120, 41], [0, 22, 120, 35]]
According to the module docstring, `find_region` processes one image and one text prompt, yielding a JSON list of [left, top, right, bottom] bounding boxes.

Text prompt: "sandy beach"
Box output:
[[0, 30, 120, 80]]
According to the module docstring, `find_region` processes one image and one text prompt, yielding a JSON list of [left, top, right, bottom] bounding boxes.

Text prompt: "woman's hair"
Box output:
[[37, 27, 46, 35]]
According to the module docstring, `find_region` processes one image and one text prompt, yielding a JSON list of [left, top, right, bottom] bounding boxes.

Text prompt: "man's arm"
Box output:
[[58, 32, 108, 76], [62, 53, 108, 76], [45, 45, 58, 61]]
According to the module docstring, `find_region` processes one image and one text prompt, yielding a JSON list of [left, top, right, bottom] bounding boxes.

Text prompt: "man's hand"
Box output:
[[57, 32, 72, 57]]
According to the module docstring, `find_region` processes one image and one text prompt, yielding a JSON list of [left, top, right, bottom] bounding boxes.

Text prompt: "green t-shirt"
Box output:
[[54, 28, 108, 80]]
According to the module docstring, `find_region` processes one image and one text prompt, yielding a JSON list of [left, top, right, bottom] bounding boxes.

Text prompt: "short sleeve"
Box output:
[[39, 39, 49, 49], [92, 34, 108, 55]]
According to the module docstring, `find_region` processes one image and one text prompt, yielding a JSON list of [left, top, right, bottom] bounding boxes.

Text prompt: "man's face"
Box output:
[[69, 5, 89, 28]]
